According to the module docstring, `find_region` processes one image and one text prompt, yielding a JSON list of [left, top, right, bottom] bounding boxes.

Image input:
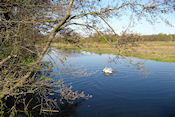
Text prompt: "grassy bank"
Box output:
[[51, 41, 175, 63]]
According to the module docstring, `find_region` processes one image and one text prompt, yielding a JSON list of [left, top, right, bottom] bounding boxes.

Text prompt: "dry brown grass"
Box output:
[[129, 41, 175, 62]]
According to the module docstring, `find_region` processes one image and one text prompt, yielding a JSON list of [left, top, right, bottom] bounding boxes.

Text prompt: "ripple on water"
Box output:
[[45, 49, 175, 117]]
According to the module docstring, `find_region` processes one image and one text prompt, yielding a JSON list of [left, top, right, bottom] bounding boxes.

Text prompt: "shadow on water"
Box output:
[[55, 102, 82, 117], [103, 72, 113, 76]]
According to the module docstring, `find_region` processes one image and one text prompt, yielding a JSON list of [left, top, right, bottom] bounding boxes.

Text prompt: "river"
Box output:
[[43, 48, 175, 117]]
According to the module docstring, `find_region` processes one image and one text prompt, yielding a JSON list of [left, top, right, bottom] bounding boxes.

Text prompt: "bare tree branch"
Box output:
[[32, 0, 75, 65]]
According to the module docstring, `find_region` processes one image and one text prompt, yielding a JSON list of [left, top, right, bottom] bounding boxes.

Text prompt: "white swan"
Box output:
[[103, 67, 113, 74]]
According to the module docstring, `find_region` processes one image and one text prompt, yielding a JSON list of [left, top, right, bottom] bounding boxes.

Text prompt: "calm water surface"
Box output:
[[43, 49, 175, 117]]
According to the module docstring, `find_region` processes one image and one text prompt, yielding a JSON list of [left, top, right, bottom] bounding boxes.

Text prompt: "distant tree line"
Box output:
[[86, 33, 175, 42], [142, 33, 175, 41], [54, 33, 175, 45]]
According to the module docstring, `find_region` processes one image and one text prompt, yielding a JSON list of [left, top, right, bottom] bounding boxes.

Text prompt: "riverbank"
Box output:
[[51, 41, 175, 63]]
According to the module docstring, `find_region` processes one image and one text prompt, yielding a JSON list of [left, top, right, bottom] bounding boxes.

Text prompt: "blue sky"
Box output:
[[73, 13, 175, 36], [51, 0, 175, 36], [109, 13, 175, 35], [99, 0, 175, 35]]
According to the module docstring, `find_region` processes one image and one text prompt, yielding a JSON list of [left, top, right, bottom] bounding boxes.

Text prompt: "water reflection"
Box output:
[[103, 72, 113, 76], [43, 49, 175, 117]]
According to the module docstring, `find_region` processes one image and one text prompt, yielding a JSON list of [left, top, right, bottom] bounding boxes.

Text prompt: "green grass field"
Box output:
[[51, 41, 175, 63]]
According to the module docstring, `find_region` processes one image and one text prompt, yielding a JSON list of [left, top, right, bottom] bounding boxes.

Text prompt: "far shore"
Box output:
[[51, 41, 175, 63]]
